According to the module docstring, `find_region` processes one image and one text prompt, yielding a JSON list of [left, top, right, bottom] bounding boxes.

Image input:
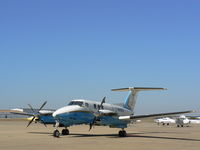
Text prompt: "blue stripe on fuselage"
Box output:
[[54, 112, 95, 127], [54, 111, 128, 128], [39, 115, 56, 124]]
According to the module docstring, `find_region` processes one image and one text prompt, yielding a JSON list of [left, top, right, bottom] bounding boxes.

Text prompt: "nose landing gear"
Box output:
[[53, 121, 70, 137], [53, 130, 60, 138], [53, 129, 70, 137]]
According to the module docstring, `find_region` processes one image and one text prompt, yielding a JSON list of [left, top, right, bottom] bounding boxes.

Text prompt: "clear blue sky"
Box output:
[[0, 0, 200, 114]]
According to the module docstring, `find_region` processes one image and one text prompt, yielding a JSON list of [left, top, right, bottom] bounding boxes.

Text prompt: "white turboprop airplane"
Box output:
[[51, 87, 193, 137], [154, 117, 176, 125], [176, 115, 200, 127]]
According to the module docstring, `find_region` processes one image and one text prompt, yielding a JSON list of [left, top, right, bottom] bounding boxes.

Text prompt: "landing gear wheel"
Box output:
[[118, 130, 127, 137], [122, 130, 127, 137], [177, 125, 180, 127], [62, 129, 69, 135], [119, 131, 122, 137], [53, 130, 60, 138]]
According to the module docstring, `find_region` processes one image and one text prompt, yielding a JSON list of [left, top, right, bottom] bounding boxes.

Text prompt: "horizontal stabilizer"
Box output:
[[111, 87, 167, 92]]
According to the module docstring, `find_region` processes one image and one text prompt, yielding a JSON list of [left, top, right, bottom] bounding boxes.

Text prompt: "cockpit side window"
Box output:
[[68, 101, 74, 105]]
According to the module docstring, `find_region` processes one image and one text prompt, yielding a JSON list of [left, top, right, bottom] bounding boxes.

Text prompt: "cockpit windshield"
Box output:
[[68, 101, 83, 106]]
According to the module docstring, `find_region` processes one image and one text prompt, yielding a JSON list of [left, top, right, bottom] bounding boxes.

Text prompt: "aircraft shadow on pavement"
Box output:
[[28, 132, 52, 135], [125, 134, 200, 142], [28, 131, 200, 142], [69, 132, 200, 142]]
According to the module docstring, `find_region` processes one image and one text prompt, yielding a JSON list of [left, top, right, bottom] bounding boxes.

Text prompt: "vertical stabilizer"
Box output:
[[111, 87, 167, 111]]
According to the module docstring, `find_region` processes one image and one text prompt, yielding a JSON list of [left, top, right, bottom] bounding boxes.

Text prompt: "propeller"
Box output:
[[26, 101, 47, 127], [89, 97, 106, 131], [99, 97, 106, 111]]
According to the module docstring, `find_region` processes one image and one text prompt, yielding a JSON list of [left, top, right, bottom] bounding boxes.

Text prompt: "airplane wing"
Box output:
[[10, 112, 35, 116], [119, 110, 193, 120], [0, 110, 23, 113]]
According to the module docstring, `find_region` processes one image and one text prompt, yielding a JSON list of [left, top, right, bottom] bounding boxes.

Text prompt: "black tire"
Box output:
[[62, 129, 69, 135], [122, 131, 127, 137], [118, 131, 122, 137], [181, 125, 184, 127], [53, 130, 60, 138], [118, 130, 126, 137], [177, 125, 180, 127]]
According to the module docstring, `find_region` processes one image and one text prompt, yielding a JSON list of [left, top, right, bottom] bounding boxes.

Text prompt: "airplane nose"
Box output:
[[52, 107, 65, 118], [53, 107, 67, 118]]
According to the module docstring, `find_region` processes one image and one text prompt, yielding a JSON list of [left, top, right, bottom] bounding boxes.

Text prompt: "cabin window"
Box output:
[[94, 104, 96, 109], [85, 103, 89, 107], [117, 108, 124, 112]]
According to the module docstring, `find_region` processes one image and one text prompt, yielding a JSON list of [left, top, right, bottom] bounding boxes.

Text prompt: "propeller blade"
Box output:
[[27, 116, 35, 127], [98, 96, 106, 112], [89, 116, 96, 131], [100, 97, 106, 107], [43, 123, 47, 127], [40, 117, 47, 127], [38, 101, 47, 111], [89, 123, 92, 131], [28, 104, 35, 113], [90, 96, 105, 130]]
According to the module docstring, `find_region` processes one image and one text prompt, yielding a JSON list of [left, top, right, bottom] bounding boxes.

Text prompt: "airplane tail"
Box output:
[[111, 87, 167, 112]]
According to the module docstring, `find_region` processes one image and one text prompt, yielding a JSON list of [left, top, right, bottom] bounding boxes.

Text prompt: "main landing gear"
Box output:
[[118, 129, 127, 137], [62, 128, 69, 135]]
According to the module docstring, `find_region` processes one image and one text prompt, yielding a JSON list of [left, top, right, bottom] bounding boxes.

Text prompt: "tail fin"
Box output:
[[111, 87, 167, 111]]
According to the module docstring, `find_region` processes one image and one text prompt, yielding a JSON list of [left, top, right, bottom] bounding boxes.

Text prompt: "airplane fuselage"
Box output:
[[53, 99, 132, 128]]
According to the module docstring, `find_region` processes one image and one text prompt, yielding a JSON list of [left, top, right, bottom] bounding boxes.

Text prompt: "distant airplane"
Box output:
[[176, 115, 200, 127], [50, 87, 192, 137], [154, 117, 175, 125], [155, 115, 200, 127]]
